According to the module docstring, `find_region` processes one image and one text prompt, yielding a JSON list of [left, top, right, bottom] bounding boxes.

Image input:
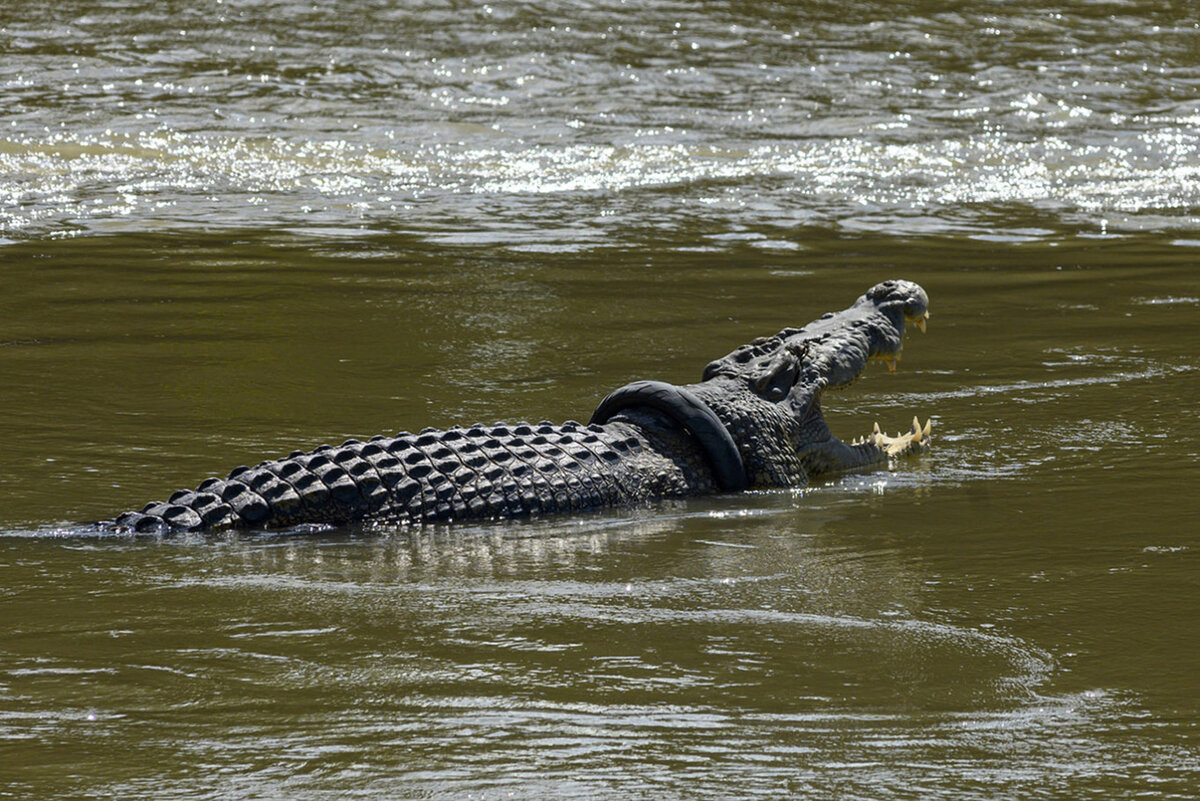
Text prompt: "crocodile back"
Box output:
[[114, 421, 651, 534]]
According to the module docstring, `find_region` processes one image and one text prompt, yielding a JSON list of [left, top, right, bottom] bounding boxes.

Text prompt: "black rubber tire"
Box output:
[[589, 380, 748, 492]]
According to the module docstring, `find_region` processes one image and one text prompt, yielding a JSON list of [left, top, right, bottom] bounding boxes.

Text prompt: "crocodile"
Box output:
[[108, 279, 933, 534]]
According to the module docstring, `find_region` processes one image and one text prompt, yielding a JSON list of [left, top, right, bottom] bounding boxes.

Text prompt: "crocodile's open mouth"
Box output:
[[794, 287, 933, 472], [858, 309, 933, 459]]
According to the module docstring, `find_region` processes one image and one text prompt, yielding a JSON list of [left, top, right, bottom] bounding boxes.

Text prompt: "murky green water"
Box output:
[[2, 2, 1199, 799]]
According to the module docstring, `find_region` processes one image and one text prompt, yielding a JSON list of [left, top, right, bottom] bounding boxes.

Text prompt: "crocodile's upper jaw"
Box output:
[[703, 279, 929, 393], [796, 278, 930, 393]]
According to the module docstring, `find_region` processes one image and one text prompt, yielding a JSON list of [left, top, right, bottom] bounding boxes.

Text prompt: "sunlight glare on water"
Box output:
[[3, 1, 1200, 242]]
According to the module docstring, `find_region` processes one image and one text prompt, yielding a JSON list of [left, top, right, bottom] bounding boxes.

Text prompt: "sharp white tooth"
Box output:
[[915, 317, 926, 333], [923, 419, 933, 437], [885, 358, 896, 374], [873, 421, 881, 435]]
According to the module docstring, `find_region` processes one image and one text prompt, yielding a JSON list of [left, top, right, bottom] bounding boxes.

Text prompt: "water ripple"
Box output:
[[3, 1, 1200, 242]]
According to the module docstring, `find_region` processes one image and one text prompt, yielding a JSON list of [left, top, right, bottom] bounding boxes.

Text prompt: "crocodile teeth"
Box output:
[[861, 417, 934, 457], [915, 311, 929, 333]]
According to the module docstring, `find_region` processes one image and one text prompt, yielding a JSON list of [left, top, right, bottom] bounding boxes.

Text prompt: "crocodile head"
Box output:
[[700, 279, 932, 479]]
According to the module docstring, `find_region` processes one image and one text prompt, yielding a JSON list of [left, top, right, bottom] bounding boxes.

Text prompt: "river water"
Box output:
[[2, 2, 1198, 799]]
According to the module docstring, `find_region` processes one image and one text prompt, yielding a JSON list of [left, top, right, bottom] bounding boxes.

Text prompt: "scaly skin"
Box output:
[[108, 280, 932, 534]]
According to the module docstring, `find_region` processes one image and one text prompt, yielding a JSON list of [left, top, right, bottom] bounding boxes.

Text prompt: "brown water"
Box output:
[[2, 2, 1200, 799]]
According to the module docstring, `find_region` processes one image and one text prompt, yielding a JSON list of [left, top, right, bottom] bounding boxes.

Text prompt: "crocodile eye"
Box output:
[[768, 386, 786, 401]]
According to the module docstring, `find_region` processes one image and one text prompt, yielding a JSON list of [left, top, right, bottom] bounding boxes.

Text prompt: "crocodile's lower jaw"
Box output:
[[853, 417, 934, 459]]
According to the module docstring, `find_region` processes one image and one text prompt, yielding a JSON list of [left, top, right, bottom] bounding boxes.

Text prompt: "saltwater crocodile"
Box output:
[[109, 279, 933, 534]]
